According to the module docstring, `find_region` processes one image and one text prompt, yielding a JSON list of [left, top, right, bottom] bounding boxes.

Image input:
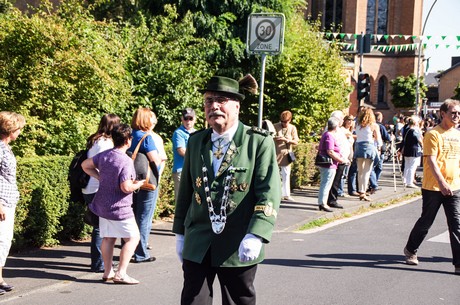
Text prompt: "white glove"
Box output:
[[238, 233, 263, 262], [175, 234, 184, 263]]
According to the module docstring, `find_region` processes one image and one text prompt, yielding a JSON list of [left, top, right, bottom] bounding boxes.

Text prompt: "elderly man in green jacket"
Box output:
[[173, 75, 281, 305]]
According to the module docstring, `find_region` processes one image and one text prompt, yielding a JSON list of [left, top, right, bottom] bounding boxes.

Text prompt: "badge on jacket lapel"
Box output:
[[194, 192, 202, 205], [195, 177, 202, 188]]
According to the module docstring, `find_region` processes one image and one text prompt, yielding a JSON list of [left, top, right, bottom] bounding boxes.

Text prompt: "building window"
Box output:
[[378, 76, 388, 106], [366, 0, 388, 35], [324, 0, 343, 31]]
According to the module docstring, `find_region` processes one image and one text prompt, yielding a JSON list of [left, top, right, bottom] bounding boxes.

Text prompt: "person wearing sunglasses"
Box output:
[[172, 108, 196, 201], [404, 99, 460, 276]]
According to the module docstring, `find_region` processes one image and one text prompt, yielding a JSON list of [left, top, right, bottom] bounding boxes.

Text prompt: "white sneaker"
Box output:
[[404, 247, 419, 265]]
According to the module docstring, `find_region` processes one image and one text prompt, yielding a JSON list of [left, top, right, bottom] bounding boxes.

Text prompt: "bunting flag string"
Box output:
[[323, 32, 460, 45], [323, 32, 460, 52]]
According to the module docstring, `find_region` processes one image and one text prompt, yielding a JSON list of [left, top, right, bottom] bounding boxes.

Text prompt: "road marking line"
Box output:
[[427, 230, 450, 243]]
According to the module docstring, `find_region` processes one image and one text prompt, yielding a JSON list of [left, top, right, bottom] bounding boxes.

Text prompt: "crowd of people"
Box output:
[[1, 76, 459, 298]]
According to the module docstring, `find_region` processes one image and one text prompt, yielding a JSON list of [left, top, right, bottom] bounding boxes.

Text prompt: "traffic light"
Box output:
[[357, 72, 370, 100]]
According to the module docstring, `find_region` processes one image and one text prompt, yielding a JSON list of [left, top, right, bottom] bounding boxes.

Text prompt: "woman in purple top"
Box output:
[[316, 118, 348, 212], [82, 124, 145, 285]]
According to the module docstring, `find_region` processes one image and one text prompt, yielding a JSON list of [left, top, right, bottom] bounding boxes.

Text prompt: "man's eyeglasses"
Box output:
[[204, 96, 232, 107], [449, 111, 460, 116], [183, 117, 194, 121]]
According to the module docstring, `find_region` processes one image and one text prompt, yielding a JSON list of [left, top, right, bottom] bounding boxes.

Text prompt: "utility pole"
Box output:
[[415, 0, 438, 116]]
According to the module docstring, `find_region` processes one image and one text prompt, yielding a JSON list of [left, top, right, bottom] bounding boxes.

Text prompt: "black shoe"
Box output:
[[131, 257, 156, 263], [0, 283, 14, 292], [328, 203, 344, 209], [146, 244, 153, 250], [319, 205, 333, 212], [0, 288, 5, 295], [349, 192, 360, 197]]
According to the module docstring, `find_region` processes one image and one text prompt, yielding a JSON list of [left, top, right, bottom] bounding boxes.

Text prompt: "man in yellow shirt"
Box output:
[[403, 99, 460, 275]]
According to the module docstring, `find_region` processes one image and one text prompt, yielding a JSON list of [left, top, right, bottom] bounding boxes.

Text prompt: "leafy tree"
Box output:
[[0, 3, 134, 156], [453, 82, 460, 100], [389, 74, 427, 109], [125, 5, 216, 138], [260, 16, 352, 138]]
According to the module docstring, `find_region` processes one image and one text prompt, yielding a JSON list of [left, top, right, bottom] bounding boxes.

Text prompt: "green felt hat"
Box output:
[[199, 76, 245, 101]]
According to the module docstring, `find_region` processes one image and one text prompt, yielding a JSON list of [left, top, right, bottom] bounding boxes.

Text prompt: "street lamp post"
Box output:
[[415, 0, 438, 116]]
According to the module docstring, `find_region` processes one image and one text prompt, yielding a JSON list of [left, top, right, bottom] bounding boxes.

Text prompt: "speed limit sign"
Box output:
[[247, 13, 285, 54]]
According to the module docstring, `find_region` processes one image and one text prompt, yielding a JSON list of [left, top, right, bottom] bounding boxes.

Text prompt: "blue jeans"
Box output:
[[83, 193, 103, 272], [338, 164, 350, 196], [369, 154, 383, 189], [133, 189, 158, 261], [347, 159, 358, 195], [406, 189, 460, 266], [318, 167, 336, 206]]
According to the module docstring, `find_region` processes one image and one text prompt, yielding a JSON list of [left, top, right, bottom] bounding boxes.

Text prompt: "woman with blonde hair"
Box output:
[[354, 108, 382, 201], [0, 111, 26, 294], [274, 110, 299, 201], [128, 107, 161, 263]]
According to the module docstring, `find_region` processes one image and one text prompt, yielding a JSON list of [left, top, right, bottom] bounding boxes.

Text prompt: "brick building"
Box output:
[[436, 62, 460, 102], [306, 0, 424, 121]]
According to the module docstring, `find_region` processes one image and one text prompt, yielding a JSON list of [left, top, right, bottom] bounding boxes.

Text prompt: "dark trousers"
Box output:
[[347, 159, 358, 195], [406, 189, 460, 266], [181, 251, 257, 305], [328, 163, 346, 205]]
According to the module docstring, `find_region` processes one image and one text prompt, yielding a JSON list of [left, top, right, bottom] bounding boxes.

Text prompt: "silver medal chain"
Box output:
[[202, 164, 234, 234]]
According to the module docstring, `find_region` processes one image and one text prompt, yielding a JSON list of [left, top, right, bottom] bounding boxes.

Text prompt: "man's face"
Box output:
[[182, 115, 195, 131], [203, 92, 240, 134], [441, 105, 460, 127]]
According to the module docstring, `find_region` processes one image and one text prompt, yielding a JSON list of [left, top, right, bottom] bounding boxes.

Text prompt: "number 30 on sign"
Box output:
[[247, 13, 285, 55]]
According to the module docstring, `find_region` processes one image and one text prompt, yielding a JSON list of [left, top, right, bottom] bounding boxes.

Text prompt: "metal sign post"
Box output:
[[247, 13, 285, 127]]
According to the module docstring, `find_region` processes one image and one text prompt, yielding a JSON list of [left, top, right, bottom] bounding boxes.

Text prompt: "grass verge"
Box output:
[[297, 191, 421, 231]]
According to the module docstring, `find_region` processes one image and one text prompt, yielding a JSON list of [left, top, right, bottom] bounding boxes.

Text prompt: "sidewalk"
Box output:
[[1, 162, 421, 303]]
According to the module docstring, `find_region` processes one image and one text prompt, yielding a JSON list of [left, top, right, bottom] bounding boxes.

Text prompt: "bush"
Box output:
[[291, 141, 320, 188]]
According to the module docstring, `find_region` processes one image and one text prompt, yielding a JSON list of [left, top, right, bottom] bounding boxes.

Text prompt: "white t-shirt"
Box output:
[[82, 137, 114, 195]]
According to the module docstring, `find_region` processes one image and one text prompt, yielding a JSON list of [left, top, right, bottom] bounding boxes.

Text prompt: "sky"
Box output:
[[422, 0, 460, 73]]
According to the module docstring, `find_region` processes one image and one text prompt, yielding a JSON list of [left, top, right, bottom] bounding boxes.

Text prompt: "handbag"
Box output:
[[287, 151, 296, 163], [130, 133, 159, 191], [84, 208, 99, 227], [314, 153, 332, 166]]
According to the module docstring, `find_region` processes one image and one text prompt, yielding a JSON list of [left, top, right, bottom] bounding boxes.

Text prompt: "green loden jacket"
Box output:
[[172, 121, 281, 267]]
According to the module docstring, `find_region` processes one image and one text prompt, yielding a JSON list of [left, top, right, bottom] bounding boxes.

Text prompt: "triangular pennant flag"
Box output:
[[423, 43, 427, 49], [347, 33, 353, 39], [339, 33, 346, 39], [426, 35, 432, 40], [376, 34, 383, 41], [333, 33, 339, 38], [457, 46, 460, 49], [353, 34, 359, 39], [383, 35, 389, 40], [404, 35, 410, 40], [398, 35, 403, 38], [441, 36, 447, 40], [390, 35, 397, 39], [435, 44, 439, 49], [446, 45, 451, 49], [457, 36, 460, 42], [396, 45, 401, 52], [412, 36, 417, 40]]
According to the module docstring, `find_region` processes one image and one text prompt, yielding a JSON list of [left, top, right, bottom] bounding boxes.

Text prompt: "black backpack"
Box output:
[[68, 149, 90, 203]]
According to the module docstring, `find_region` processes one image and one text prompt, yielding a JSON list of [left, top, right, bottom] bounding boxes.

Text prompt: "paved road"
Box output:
[[4, 163, 453, 305]]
